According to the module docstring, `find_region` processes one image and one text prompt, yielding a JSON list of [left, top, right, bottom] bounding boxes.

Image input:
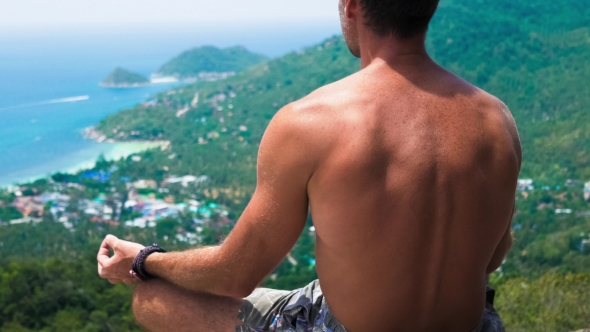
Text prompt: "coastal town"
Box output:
[[516, 179, 590, 216], [2, 176, 590, 231], [0, 171, 232, 246]]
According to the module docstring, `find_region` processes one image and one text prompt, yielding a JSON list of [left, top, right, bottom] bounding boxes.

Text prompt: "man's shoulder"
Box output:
[[429, 65, 505, 107], [441, 70, 515, 128], [273, 78, 355, 131], [469, 87, 517, 132], [264, 80, 358, 167], [464, 86, 522, 166], [297, 76, 356, 110], [259, 83, 351, 175]]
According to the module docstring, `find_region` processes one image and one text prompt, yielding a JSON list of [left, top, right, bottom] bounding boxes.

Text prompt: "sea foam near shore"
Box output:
[[0, 141, 167, 188]]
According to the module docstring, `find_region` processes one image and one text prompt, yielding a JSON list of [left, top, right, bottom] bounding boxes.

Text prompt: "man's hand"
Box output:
[[97, 234, 145, 285]]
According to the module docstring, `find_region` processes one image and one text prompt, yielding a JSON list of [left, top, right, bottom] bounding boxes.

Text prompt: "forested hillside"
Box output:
[[1, 0, 590, 330], [156, 46, 268, 78], [429, 0, 590, 182]]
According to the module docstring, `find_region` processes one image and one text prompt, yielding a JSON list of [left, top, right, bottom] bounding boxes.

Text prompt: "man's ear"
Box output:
[[345, 0, 360, 20]]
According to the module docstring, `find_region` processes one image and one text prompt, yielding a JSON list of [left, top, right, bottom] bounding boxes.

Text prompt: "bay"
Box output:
[[0, 21, 341, 187]]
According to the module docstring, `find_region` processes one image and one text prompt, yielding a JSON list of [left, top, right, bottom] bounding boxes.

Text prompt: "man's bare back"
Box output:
[[97, 1, 521, 331], [297, 58, 520, 331]]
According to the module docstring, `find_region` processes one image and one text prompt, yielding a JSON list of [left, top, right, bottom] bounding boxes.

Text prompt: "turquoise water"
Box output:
[[0, 22, 341, 187], [0, 52, 181, 186]]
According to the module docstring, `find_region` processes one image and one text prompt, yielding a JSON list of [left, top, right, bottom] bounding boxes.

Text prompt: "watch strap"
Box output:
[[131, 243, 166, 281]]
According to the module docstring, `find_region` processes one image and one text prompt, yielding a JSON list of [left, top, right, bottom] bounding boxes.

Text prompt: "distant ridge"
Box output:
[[100, 68, 150, 88], [155, 45, 268, 80]]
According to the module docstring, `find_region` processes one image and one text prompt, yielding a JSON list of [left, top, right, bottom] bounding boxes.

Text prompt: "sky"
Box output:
[[0, 0, 340, 28], [0, 0, 343, 58]]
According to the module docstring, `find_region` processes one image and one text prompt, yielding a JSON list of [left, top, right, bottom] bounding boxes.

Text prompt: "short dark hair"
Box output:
[[360, 0, 440, 38]]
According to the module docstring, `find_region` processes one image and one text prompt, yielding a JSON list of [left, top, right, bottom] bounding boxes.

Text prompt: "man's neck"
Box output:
[[358, 32, 430, 69]]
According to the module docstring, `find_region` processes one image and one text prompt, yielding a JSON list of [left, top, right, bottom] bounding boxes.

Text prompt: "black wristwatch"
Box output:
[[130, 243, 167, 281]]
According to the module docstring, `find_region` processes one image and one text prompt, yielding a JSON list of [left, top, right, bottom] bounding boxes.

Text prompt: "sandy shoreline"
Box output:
[[83, 126, 171, 145], [0, 139, 169, 188], [65, 141, 169, 174], [0, 125, 170, 188]]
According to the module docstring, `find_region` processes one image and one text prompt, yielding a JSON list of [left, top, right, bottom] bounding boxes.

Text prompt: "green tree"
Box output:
[[496, 273, 590, 332]]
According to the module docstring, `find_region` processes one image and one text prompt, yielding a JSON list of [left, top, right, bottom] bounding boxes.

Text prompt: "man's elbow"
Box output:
[[231, 286, 256, 299], [223, 279, 257, 298], [213, 270, 258, 298], [486, 231, 514, 275], [486, 257, 504, 275]]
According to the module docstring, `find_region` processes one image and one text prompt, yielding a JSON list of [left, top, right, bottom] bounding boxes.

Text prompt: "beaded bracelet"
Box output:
[[130, 243, 167, 281]]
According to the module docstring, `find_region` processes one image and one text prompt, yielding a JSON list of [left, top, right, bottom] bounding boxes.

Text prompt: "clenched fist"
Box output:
[[97, 234, 145, 285]]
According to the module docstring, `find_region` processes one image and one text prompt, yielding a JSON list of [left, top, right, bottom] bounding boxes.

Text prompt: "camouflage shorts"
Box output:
[[236, 280, 505, 332]]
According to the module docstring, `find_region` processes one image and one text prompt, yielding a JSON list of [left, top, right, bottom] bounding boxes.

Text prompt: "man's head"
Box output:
[[339, 0, 440, 57]]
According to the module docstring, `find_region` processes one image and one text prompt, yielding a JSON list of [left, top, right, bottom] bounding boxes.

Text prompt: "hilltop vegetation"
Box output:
[[496, 273, 590, 332], [156, 46, 268, 78], [100, 68, 149, 88]]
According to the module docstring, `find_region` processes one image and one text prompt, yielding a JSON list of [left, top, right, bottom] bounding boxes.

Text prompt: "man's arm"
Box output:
[[486, 100, 521, 275], [486, 203, 515, 274], [98, 103, 321, 298]]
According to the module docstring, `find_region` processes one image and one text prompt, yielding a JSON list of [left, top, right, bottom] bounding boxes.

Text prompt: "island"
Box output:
[[100, 67, 150, 88], [152, 45, 268, 83]]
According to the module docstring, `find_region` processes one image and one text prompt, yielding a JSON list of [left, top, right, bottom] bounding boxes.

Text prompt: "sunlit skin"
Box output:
[[97, 0, 520, 330]]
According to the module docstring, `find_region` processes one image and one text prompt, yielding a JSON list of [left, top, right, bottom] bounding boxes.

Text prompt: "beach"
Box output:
[[0, 140, 168, 188]]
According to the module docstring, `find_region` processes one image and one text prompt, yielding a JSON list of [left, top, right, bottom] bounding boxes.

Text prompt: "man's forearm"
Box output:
[[144, 245, 252, 298]]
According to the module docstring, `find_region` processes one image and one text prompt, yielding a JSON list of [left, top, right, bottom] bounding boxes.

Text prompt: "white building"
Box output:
[[517, 179, 534, 191], [555, 209, 573, 214], [125, 217, 157, 229], [9, 217, 42, 225], [176, 232, 199, 245], [131, 180, 158, 189], [165, 175, 207, 187]]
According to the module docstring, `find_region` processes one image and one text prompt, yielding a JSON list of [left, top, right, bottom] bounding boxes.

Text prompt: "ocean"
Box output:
[[0, 21, 341, 187]]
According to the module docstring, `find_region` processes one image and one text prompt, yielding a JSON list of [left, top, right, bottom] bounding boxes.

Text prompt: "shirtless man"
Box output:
[[97, 0, 520, 330]]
